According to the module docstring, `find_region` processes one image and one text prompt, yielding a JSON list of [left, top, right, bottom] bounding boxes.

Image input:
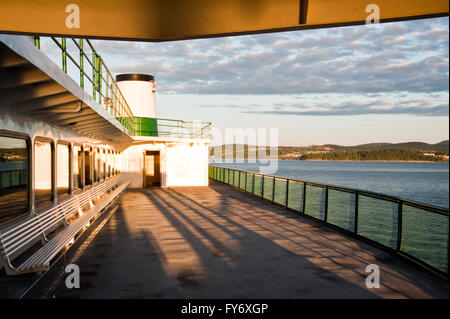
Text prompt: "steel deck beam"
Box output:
[[0, 0, 448, 42]]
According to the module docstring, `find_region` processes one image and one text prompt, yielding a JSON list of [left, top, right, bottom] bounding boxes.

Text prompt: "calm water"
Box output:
[[212, 160, 449, 208]]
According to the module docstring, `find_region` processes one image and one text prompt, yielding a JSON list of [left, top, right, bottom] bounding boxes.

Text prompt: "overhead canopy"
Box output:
[[0, 0, 448, 42]]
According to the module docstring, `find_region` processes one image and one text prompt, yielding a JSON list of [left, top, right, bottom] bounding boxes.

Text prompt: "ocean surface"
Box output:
[[212, 160, 449, 208]]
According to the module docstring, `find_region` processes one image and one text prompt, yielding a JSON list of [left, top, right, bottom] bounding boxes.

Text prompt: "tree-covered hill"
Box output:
[[209, 140, 449, 161]]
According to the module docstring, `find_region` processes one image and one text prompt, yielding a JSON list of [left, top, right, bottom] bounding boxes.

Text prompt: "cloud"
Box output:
[[243, 103, 449, 116], [87, 17, 449, 116], [198, 92, 449, 117]]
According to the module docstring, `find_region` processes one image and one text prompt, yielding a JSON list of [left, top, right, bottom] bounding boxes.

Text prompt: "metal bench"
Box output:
[[0, 175, 128, 275]]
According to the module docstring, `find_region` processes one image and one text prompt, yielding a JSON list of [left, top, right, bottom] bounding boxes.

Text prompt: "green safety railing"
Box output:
[[133, 117, 211, 139], [208, 165, 449, 279], [33, 36, 212, 140], [34, 36, 134, 133]]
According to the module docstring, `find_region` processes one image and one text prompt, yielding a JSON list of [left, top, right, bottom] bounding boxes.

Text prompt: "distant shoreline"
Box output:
[[292, 159, 449, 163], [210, 141, 449, 163], [211, 158, 449, 163]]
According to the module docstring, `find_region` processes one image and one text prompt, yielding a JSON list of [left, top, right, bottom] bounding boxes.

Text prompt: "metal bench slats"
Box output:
[[0, 175, 128, 275], [1, 179, 114, 257], [17, 182, 129, 273]]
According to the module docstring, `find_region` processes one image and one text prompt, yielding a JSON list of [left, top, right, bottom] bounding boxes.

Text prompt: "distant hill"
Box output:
[[325, 141, 449, 153], [209, 140, 449, 161]]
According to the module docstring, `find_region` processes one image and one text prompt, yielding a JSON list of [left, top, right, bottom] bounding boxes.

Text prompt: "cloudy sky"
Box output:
[[88, 17, 448, 146]]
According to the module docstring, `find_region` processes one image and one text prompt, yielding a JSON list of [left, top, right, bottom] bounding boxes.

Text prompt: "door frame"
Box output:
[[143, 150, 161, 188]]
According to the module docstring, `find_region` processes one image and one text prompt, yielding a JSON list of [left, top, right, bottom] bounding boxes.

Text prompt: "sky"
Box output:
[[85, 17, 450, 146]]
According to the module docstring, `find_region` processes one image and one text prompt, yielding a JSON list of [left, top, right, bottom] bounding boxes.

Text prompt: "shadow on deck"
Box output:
[[50, 181, 448, 298]]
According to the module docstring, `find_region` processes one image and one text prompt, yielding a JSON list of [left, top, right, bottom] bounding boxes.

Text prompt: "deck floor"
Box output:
[[52, 181, 448, 298]]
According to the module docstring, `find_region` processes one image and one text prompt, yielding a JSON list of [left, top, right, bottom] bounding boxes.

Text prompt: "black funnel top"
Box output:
[[116, 73, 154, 82]]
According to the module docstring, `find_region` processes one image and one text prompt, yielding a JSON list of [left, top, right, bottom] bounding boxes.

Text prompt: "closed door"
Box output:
[[144, 151, 161, 187]]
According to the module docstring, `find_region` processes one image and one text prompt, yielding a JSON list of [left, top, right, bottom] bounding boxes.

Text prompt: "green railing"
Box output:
[[33, 36, 212, 140], [209, 165, 449, 279], [34, 36, 138, 134], [133, 117, 211, 139]]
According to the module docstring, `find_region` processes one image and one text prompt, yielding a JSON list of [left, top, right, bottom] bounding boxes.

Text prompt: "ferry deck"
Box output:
[[0, 1, 449, 299]]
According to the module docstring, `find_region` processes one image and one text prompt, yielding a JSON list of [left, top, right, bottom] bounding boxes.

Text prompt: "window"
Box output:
[[93, 148, 99, 183], [112, 151, 116, 176], [111, 151, 115, 176], [106, 150, 111, 178], [0, 134, 29, 228], [99, 149, 105, 181], [84, 147, 92, 186], [113, 151, 118, 176], [73, 145, 83, 191], [34, 139, 53, 212], [117, 152, 120, 174], [57, 143, 70, 201]]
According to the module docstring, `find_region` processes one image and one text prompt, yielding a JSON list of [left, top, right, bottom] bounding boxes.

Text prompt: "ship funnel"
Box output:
[[115, 73, 156, 118]]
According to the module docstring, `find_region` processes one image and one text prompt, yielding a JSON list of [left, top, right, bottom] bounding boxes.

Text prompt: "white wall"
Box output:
[[165, 142, 209, 186], [120, 141, 209, 188], [120, 144, 165, 188]]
